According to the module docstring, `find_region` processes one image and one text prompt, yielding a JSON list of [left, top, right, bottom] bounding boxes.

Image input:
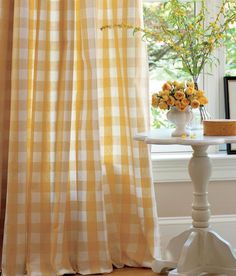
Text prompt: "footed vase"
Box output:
[[167, 106, 193, 137]]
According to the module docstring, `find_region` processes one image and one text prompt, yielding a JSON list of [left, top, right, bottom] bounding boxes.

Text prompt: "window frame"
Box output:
[[143, 0, 226, 154]]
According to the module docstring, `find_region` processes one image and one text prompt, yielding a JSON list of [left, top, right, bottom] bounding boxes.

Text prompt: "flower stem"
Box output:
[[193, 77, 199, 90]]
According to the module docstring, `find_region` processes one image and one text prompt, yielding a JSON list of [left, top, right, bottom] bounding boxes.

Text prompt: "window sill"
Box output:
[[151, 152, 236, 183]]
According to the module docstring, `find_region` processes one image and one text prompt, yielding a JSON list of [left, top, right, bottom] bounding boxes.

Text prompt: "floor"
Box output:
[[90, 268, 158, 275], [65, 267, 159, 276], [87, 268, 222, 276]]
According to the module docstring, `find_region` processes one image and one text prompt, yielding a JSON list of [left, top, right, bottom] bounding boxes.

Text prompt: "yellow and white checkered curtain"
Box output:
[[0, 0, 160, 275]]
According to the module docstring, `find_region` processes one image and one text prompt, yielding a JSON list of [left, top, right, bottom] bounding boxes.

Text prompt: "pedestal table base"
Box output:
[[152, 144, 236, 275], [152, 228, 236, 275]]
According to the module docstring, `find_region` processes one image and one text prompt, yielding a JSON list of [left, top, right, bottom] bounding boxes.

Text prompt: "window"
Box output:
[[143, 0, 236, 154], [225, 21, 236, 76], [143, 0, 200, 152]]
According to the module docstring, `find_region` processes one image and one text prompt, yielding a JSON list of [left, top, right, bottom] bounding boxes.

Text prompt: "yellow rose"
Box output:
[[174, 90, 185, 100], [187, 81, 194, 88], [186, 87, 194, 95], [152, 94, 160, 108], [176, 82, 184, 89], [162, 95, 169, 101], [198, 96, 208, 105], [175, 100, 182, 110], [162, 82, 172, 91], [191, 99, 200, 109], [179, 105, 188, 111], [160, 90, 170, 96], [196, 90, 204, 97], [173, 81, 184, 90], [167, 96, 175, 106], [181, 98, 190, 106], [158, 101, 168, 110]]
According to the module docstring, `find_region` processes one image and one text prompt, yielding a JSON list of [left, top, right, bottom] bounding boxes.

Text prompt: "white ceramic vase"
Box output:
[[167, 106, 194, 137]]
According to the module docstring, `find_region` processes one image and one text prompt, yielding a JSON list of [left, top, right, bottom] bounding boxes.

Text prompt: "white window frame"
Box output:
[[204, 0, 225, 121], [143, 0, 225, 154], [143, 0, 236, 182]]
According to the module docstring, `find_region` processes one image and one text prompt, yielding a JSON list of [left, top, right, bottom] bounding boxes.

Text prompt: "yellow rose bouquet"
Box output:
[[152, 81, 208, 112]]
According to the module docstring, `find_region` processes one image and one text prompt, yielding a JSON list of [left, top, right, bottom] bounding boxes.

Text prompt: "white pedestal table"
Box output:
[[134, 129, 236, 276]]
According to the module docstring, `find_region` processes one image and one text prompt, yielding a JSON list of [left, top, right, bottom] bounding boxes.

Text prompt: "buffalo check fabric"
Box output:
[[1, 0, 160, 275], [0, 0, 14, 266]]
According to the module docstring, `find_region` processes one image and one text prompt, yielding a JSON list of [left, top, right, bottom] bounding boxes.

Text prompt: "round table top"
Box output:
[[134, 129, 236, 146]]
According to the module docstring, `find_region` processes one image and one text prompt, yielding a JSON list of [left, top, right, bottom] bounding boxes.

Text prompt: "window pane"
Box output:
[[143, 2, 201, 136], [225, 22, 236, 76]]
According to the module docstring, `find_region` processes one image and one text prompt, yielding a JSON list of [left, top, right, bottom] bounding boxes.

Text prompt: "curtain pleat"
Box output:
[[1, 1, 160, 275], [0, 0, 14, 266]]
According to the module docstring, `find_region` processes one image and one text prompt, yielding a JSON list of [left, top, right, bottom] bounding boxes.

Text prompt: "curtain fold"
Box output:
[[0, 0, 14, 266], [0, 0, 160, 275]]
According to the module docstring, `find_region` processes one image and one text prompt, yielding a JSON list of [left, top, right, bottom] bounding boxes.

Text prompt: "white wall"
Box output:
[[154, 180, 236, 217], [154, 180, 236, 254]]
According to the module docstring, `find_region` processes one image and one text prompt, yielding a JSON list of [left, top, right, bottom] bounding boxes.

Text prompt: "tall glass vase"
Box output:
[[193, 78, 211, 121]]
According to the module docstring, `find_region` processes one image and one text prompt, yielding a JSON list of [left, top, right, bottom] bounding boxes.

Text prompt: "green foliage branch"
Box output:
[[102, 0, 236, 89]]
